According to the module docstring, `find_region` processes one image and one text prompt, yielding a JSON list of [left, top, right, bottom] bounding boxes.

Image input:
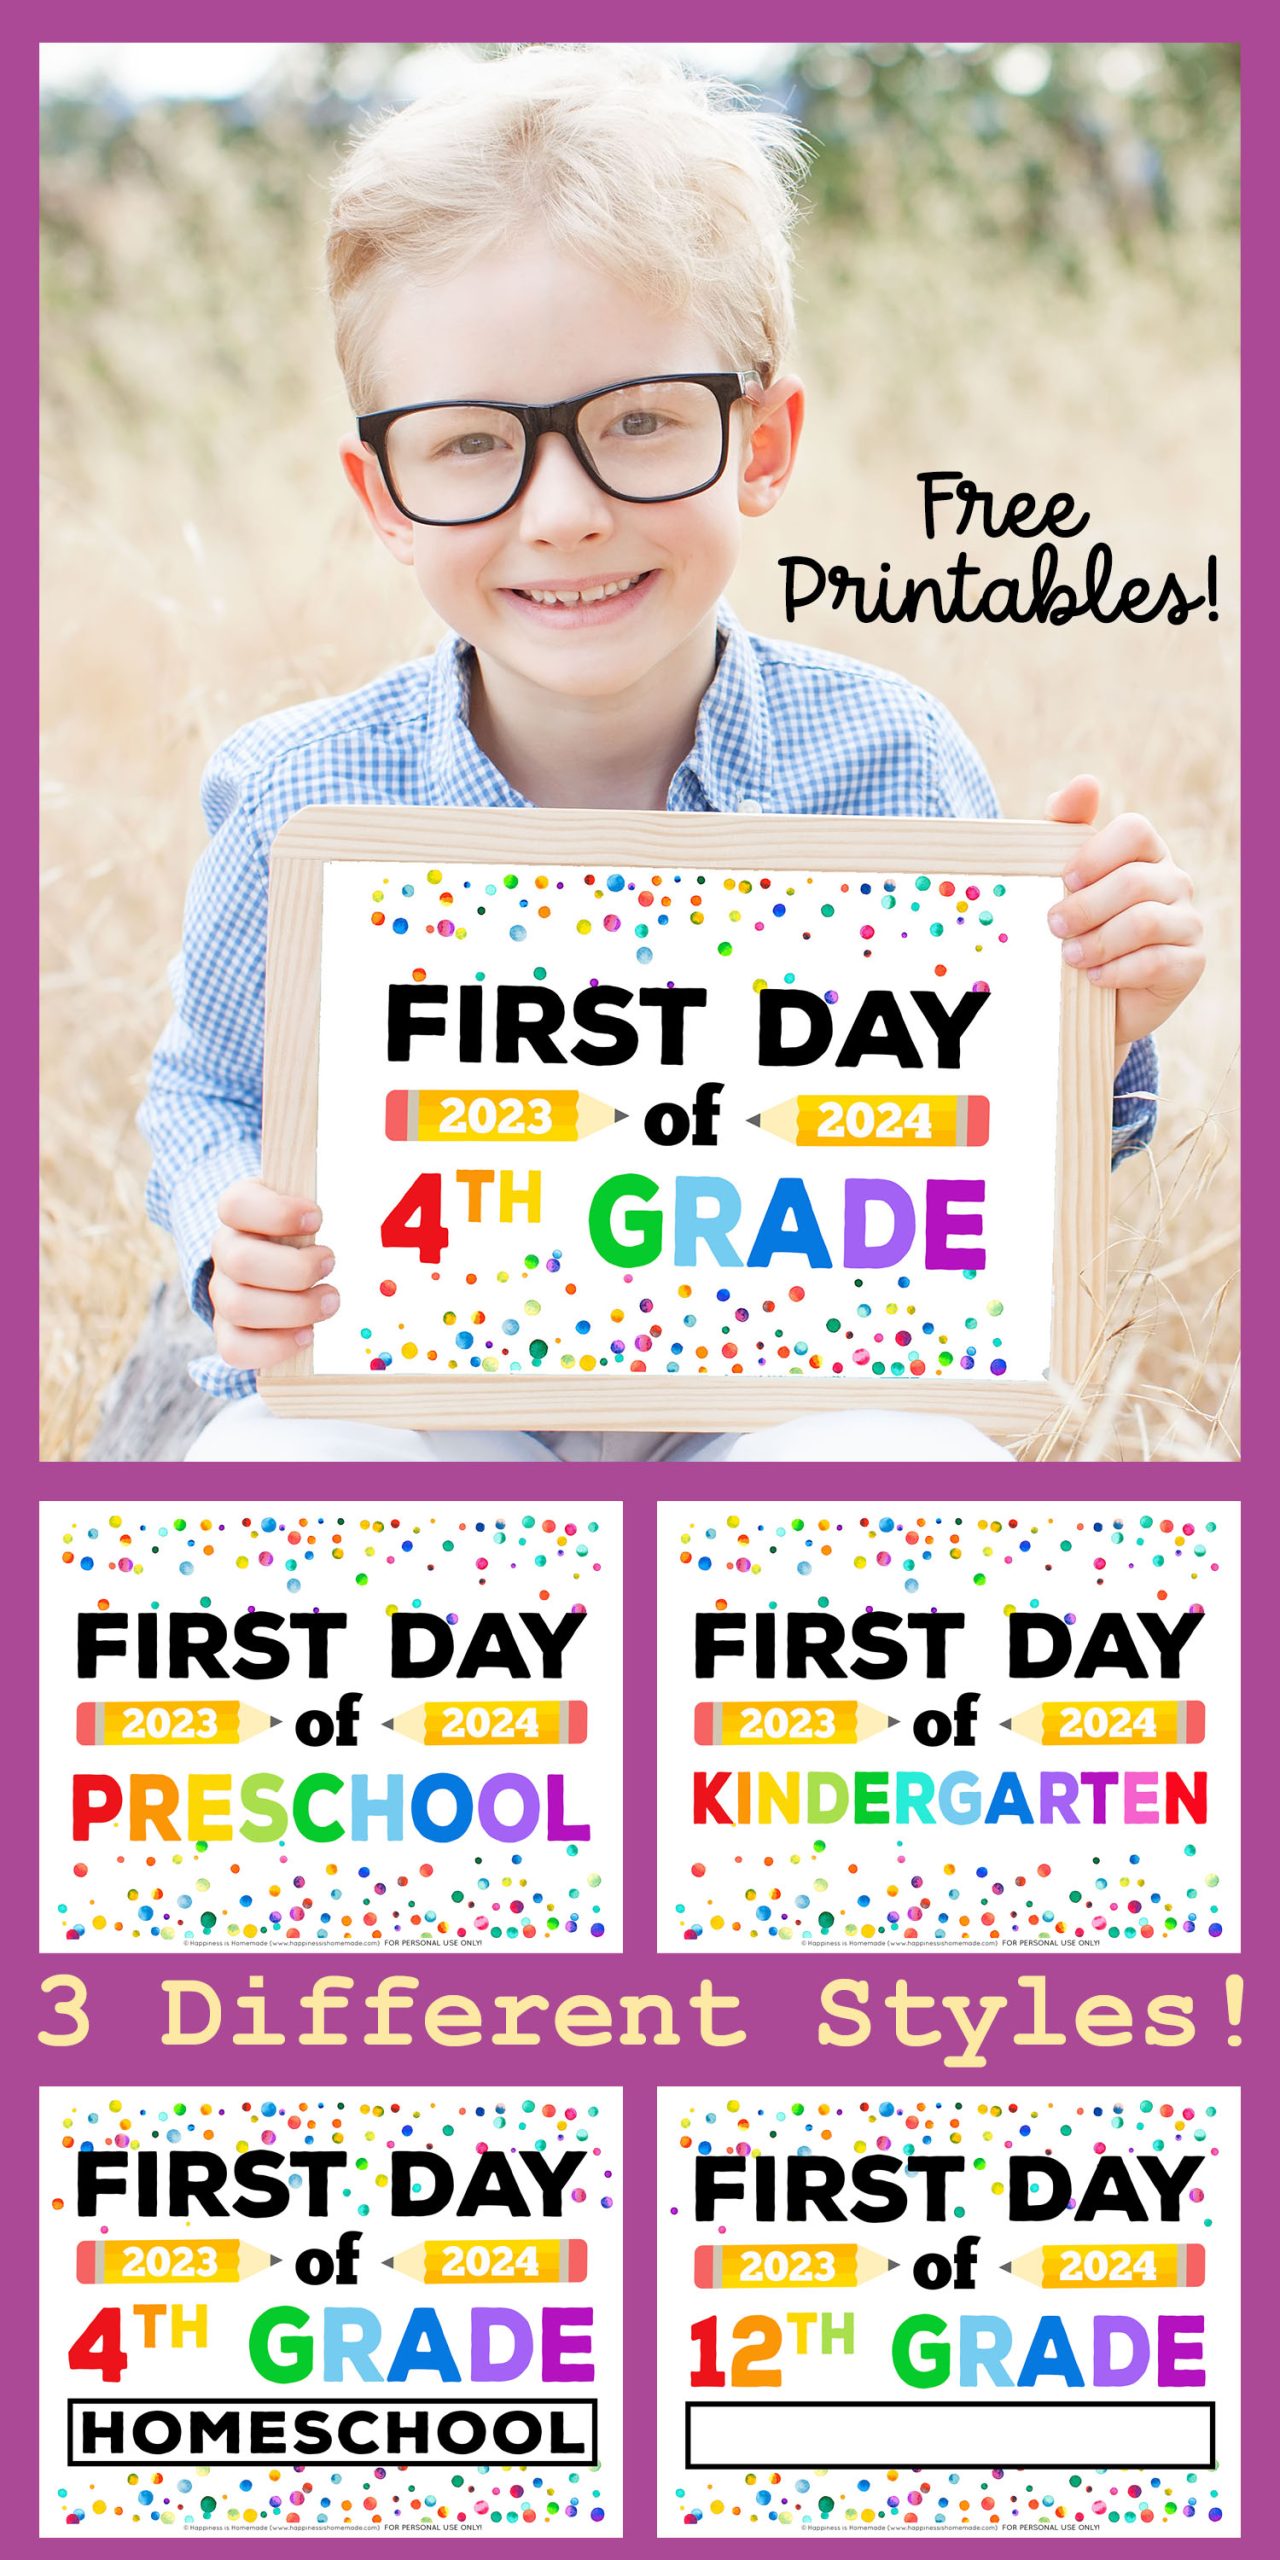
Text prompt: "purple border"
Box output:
[[25, 12, 1261, 2554]]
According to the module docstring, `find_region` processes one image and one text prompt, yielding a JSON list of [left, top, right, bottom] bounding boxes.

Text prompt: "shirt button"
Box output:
[[738, 795, 762, 812]]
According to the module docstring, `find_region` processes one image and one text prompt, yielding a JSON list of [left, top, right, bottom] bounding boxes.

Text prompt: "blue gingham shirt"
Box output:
[[142, 603, 1158, 1399]]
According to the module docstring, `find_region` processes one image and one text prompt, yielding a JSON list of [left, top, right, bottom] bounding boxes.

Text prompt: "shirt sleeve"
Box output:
[[923, 694, 1159, 1170], [1110, 1033, 1160, 1168], [923, 695, 1001, 820], [139, 742, 271, 1346]]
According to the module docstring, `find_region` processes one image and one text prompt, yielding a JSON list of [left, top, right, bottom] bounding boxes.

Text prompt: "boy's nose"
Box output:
[[513, 431, 617, 544]]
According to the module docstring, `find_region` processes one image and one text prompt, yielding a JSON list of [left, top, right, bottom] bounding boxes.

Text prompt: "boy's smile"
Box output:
[[342, 237, 802, 804], [499, 564, 659, 629]]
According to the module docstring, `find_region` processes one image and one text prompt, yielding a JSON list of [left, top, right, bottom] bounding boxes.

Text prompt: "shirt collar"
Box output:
[[423, 598, 773, 814], [424, 631, 531, 808], [680, 601, 774, 812]]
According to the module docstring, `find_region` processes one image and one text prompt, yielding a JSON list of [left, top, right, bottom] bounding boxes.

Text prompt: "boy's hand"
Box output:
[[1045, 775, 1204, 1064], [208, 1180, 338, 1372]]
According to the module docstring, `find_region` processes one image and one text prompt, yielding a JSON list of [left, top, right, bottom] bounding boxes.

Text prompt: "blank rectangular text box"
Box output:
[[685, 2399, 1215, 2471]]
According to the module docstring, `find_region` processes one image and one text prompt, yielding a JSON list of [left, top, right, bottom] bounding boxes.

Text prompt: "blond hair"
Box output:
[[326, 44, 810, 412]]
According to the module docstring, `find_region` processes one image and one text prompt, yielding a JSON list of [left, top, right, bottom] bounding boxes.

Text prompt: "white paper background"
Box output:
[[41, 2085, 621, 2537], [656, 1502, 1239, 1953], [41, 1500, 623, 1953], [658, 2085, 1239, 2538], [313, 856, 1062, 1389]]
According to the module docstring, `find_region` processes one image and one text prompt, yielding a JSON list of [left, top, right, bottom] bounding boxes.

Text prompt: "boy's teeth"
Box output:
[[522, 574, 645, 605]]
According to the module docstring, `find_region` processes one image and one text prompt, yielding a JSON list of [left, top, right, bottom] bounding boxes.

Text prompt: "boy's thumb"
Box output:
[[1045, 773, 1101, 822]]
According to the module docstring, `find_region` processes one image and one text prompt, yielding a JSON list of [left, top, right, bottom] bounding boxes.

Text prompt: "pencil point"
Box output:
[[1000, 1718, 1011, 1730], [747, 1113, 761, 1128], [1000, 2260, 1011, 2272]]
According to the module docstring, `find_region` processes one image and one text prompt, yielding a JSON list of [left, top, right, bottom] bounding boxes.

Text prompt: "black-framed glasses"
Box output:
[[357, 372, 762, 526]]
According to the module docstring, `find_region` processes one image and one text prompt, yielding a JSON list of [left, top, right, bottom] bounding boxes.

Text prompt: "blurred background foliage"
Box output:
[[788, 41, 1238, 266]]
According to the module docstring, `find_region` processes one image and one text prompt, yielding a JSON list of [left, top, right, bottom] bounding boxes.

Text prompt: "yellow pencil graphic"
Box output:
[[76, 2239, 278, 2285], [386, 2239, 587, 2284], [1002, 1701, 1205, 1746], [694, 1699, 895, 1747], [749, 1094, 989, 1148], [385, 1089, 623, 1141], [695, 2244, 896, 2290], [76, 1699, 279, 1746], [385, 1698, 587, 1746], [1003, 2244, 1204, 2289]]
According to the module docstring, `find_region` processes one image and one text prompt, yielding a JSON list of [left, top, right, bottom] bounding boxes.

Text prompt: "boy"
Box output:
[[143, 45, 1203, 1463]]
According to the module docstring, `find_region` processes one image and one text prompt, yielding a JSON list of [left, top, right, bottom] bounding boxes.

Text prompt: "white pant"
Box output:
[[186, 1397, 1013, 1464]]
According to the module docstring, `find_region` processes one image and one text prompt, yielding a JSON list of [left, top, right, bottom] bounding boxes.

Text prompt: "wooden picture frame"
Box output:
[[261, 808, 1113, 1437]]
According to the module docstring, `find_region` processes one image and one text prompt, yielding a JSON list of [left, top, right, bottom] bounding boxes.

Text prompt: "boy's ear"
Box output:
[[737, 374, 805, 519], [339, 436, 417, 562]]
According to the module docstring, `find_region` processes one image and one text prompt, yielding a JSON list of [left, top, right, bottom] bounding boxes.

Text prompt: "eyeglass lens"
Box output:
[[383, 380, 727, 521]]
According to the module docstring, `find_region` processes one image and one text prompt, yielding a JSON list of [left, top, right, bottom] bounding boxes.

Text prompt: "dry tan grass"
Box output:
[[40, 116, 1238, 1457]]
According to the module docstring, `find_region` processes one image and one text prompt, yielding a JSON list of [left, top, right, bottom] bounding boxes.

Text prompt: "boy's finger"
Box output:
[[1057, 812, 1165, 892], [213, 1232, 335, 1292], [215, 1178, 323, 1238], [210, 1275, 340, 1333], [1045, 774, 1101, 823], [1084, 945, 1205, 993], [1060, 901, 1202, 971], [213, 1321, 319, 1373], [1049, 860, 1186, 940]]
